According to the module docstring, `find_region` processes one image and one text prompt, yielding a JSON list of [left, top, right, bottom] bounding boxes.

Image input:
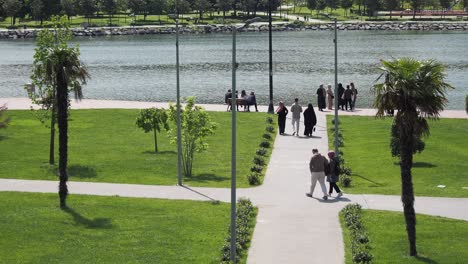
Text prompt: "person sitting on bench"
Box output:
[[247, 91, 258, 112]]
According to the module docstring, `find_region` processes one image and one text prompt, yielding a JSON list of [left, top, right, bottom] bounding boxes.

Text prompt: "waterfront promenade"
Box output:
[[1, 97, 467, 263]]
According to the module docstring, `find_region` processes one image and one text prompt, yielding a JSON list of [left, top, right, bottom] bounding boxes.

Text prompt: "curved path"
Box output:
[[1, 98, 467, 264]]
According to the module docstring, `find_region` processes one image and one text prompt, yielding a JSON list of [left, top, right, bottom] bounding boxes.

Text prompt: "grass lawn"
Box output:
[[0, 191, 233, 264], [327, 116, 468, 197], [0, 109, 275, 187], [341, 209, 468, 264]]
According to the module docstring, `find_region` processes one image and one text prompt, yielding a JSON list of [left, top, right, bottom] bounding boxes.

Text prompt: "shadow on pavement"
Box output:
[[62, 207, 112, 229], [180, 185, 219, 202], [310, 197, 351, 203]]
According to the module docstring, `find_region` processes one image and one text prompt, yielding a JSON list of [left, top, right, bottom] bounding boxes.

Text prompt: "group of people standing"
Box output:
[[275, 98, 317, 137], [307, 149, 343, 200], [316, 82, 358, 111]]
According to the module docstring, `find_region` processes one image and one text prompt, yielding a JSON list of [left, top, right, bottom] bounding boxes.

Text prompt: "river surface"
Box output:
[[1, 30, 467, 109]]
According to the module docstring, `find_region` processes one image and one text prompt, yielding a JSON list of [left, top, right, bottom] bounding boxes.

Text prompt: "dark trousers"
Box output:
[[329, 182, 341, 194], [278, 117, 286, 134], [345, 99, 352, 110]]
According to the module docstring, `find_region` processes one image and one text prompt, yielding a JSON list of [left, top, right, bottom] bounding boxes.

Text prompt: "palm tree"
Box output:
[[373, 58, 453, 256], [45, 47, 89, 208]]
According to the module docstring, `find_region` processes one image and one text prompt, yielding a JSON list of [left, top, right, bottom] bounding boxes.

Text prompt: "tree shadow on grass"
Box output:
[[0, 135, 8, 141], [142, 150, 177, 155], [68, 165, 97, 178], [353, 174, 384, 187], [393, 162, 437, 168], [62, 207, 112, 229], [414, 255, 439, 264], [185, 173, 229, 184]]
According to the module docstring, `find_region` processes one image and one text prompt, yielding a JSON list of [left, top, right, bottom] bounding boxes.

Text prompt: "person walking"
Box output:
[[290, 98, 302, 136], [306, 148, 329, 200], [276, 101, 288, 135], [338, 83, 345, 110], [303, 103, 316, 137], [326, 84, 334, 110], [316, 84, 326, 111], [350, 82, 358, 110], [327, 151, 343, 197], [344, 85, 353, 111]]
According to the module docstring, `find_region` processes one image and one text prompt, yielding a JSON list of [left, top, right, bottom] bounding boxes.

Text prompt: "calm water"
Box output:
[[1, 30, 467, 109]]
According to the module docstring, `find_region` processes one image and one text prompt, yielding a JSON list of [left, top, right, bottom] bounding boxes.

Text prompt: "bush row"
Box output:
[[340, 204, 373, 264], [247, 117, 275, 185], [220, 198, 257, 264], [331, 118, 353, 187]]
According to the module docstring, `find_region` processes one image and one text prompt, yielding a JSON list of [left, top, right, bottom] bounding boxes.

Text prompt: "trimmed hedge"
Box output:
[[219, 198, 257, 263], [340, 204, 373, 264]]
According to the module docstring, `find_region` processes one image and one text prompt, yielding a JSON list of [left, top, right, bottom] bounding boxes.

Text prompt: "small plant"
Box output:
[[259, 140, 271, 148], [265, 126, 275, 133], [266, 116, 273, 124], [340, 204, 373, 264], [334, 138, 344, 148], [250, 165, 263, 173], [262, 133, 272, 140], [253, 156, 265, 166], [342, 166, 352, 176], [331, 118, 341, 125], [341, 175, 352, 187], [247, 173, 261, 185], [256, 148, 267, 156]]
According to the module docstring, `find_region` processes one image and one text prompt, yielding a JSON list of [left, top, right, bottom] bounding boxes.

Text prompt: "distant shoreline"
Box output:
[[1, 21, 468, 39]]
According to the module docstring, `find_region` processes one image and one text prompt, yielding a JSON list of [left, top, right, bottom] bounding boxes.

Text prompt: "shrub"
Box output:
[[265, 126, 275, 133], [266, 116, 273, 124], [341, 175, 352, 187], [340, 204, 373, 264], [334, 137, 344, 148], [253, 156, 265, 166], [250, 165, 263, 173], [259, 140, 271, 148], [247, 173, 261, 185], [256, 148, 267, 156], [331, 118, 341, 125], [262, 133, 272, 140], [342, 166, 352, 176]]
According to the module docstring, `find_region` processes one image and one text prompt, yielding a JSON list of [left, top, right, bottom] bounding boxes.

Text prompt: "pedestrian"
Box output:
[[276, 101, 288, 135], [327, 151, 343, 197], [303, 103, 316, 137], [306, 148, 329, 200], [225, 89, 232, 111], [327, 84, 334, 110], [316, 84, 326, 111], [338, 83, 345, 110], [290, 98, 303, 136], [344, 85, 353, 111], [351, 82, 358, 110]]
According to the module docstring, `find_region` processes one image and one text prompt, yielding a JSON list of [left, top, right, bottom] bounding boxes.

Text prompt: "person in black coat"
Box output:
[[316, 84, 326, 111], [303, 103, 317, 137], [338, 83, 345, 110], [276, 101, 288, 135]]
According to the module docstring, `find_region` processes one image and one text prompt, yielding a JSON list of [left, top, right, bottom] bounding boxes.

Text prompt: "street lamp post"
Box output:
[[175, 5, 183, 186], [267, 0, 274, 113], [230, 18, 260, 263], [333, 18, 339, 157]]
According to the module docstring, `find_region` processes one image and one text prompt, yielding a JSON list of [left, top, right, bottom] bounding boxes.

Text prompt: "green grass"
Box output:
[[0, 109, 275, 187], [327, 116, 468, 197], [0, 191, 233, 264], [340, 209, 468, 264]]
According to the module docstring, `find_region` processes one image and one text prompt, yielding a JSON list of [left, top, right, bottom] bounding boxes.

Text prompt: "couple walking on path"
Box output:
[[276, 98, 317, 137], [306, 148, 343, 200]]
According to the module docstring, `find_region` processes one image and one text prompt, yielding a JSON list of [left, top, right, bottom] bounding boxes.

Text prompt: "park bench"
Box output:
[[226, 98, 249, 111]]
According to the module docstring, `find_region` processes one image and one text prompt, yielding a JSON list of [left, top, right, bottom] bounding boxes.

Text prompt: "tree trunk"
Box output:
[[49, 107, 56, 164], [400, 126, 417, 256], [57, 68, 69, 209], [153, 128, 158, 152]]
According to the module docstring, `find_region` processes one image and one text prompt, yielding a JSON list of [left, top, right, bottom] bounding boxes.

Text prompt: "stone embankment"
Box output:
[[1, 22, 467, 39]]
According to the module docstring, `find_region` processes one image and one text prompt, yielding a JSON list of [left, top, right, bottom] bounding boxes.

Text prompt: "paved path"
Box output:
[[1, 98, 468, 263]]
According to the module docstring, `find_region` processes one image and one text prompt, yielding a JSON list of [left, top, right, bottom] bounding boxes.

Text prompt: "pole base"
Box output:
[[267, 103, 274, 114]]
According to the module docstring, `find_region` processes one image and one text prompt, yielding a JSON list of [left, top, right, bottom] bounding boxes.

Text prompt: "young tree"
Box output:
[[31, 16, 90, 208], [136, 108, 169, 153], [0, 104, 10, 130], [373, 58, 453, 256], [168, 97, 217, 178]]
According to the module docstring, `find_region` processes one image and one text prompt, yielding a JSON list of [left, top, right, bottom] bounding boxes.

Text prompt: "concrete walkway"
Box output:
[[1, 98, 468, 264]]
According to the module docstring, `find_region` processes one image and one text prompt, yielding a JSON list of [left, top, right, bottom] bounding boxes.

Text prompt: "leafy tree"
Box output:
[[384, 0, 399, 19], [315, 0, 326, 16], [168, 97, 217, 178], [135, 108, 169, 153], [32, 16, 90, 208], [373, 58, 453, 256], [365, 0, 380, 17], [29, 0, 44, 22], [2, 0, 22, 25], [78, 0, 96, 23], [60, 0, 77, 20], [410, 0, 423, 19], [102, 0, 117, 25], [307, 0, 316, 14], [217, 0, 233, 18], [0, 104, 10, 130], [326, 0, 338, 11], [194, 0, 211, 19], [340, 0, 353, 16]]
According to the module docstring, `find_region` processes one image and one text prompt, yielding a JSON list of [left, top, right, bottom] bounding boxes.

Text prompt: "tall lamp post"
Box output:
[[230, 18, 261, 263], [267, 0, 274, 113], [175, 3, 182, 186]]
